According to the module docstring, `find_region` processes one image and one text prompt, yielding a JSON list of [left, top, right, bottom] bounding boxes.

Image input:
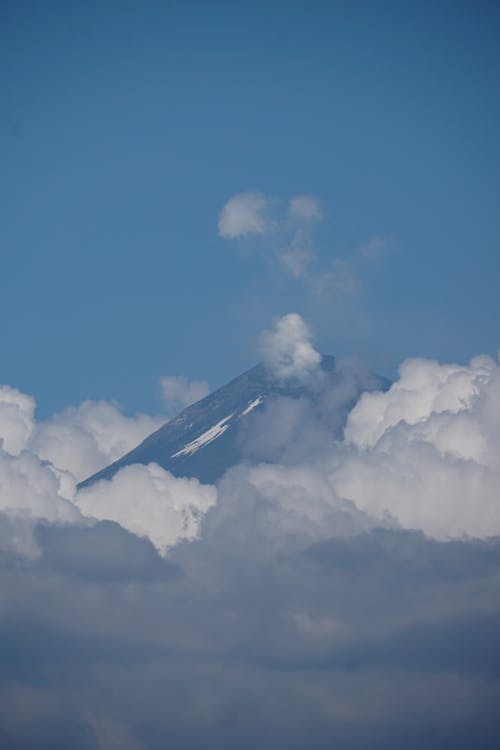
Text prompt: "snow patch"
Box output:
[[171, 415, 234, 458], [241, 396, 263, 416]]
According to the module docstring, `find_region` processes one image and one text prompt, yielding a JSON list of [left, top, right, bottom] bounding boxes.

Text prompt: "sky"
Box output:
[[1, 0, 499, 418], [1, 4, 500, 746]]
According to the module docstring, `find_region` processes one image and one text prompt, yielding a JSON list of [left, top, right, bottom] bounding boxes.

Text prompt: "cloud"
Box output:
[[1, 326, 500, 747], [159, 375, 210, 414], [258, 313, 322, 380], [0, 444, 81, 557], [29, 400, 163, 483], [0, 385, 36, 455], [310, 257, 361, 298], [218, 192, 389, 315], [75, 463, 217, 554], [279, 228, 316, 278], [218, 192, 272, 238], [328, 354, 500, 540], [359, 236, 390, 261], [218, 190, 324, 281], [0, 384, 164, 484], [288, 195, 323, 221]]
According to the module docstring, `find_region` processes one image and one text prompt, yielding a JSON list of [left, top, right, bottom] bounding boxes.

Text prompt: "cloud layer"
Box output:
[[0, 319, 499, 747]]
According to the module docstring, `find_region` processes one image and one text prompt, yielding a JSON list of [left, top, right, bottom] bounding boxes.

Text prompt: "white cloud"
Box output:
[[345, 355, 494, 451], [0, 444, 81, 556], [29, 401, 163, 484], [212, 462, 384, 556], [328, 354, 500, 540], [0, 381, 217, 557], [288, 195, 323, 221], [0, 383, 164, 484], [258, 313, 322, 380], [218, 192, 272, 238], [218, 191, 324, 280], [0, 385, 36, 455], [75, 463, 217, 554], [159, 375, 209, 414]]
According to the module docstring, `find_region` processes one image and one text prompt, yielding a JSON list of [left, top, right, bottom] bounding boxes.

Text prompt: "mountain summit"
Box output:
[[79, 356, 389, 488]]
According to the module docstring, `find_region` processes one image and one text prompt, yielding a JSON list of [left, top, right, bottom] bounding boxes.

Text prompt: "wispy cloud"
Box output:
[[159, 375, 210, 414], [218, 192, 391, 314]]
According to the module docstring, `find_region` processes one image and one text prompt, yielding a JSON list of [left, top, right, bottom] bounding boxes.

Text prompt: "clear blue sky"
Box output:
[[2, 0, 499, 417]]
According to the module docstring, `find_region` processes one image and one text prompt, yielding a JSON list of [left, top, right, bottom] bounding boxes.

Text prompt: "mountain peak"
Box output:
[[79, 355, 387, 488]]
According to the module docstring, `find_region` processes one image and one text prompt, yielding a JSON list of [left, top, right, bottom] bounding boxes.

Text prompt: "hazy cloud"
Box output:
[[218, 191, 272, 238], [288, 195, 323, 221], [359, 236, 390, 261], [159, 375, 210, 414]]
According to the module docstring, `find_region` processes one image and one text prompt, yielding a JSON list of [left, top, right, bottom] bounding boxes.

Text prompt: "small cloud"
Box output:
[[359, 236, 390, 261], [280, 245, 315, 278], [0, 385, 36, 456], [312, 258, 361, 298], [218, 192, 272, 239], [258, 313, 321, 380], [279, 228, 316, 279], [289, 195, 323, 222], [159, 375, 209, 414]]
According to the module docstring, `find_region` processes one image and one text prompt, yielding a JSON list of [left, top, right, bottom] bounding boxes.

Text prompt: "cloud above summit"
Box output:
[[258, 312, 322, 380]]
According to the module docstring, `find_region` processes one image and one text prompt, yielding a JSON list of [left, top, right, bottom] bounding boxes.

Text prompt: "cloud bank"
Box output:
[[0, 317, 499, 748], [0, 384, 216, 557]]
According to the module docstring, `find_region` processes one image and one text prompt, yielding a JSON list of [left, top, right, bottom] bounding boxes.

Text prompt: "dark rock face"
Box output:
[[79, 356, 389, 487]]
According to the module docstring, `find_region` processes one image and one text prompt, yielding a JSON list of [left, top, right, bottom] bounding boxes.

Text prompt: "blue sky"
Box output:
[[2, 0, 499, 417]]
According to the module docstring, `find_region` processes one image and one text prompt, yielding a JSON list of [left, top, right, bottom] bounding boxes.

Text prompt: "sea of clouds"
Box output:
[[0, 314, 499, 748]]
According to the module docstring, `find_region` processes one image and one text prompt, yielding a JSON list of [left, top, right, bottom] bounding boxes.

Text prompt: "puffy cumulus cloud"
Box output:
[[0, 382, 163, 484], [159, 375, 210, 414], [328, 354, 500, 540], [345, 355, 494, 450], [0, 385, 35, 455], [29, 400, 163, 483], [0, 379, 220, 559], [258, 313, 321, 380], [208, 462, 386, 557], [75, 463, 217, 554], [0, 444, 81, 557], [218, 191, 272, 238], [288, 194, 323, 221]]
